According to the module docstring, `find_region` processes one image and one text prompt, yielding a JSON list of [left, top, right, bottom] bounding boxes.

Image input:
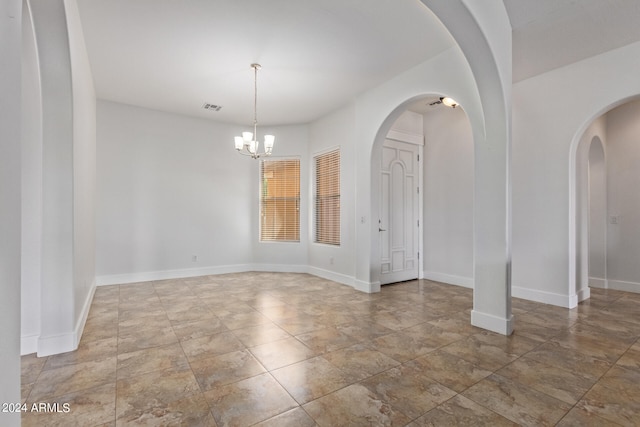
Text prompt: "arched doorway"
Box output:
[[571, 97, 640, 300], [374, 96, 475, 289], [354, 1, 513, 334]]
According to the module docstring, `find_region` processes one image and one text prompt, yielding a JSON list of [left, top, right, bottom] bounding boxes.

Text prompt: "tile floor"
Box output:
[[20, 272, 640, 426]]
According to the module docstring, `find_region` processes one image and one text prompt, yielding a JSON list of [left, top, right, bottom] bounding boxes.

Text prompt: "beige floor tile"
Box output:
[[248, 337, 316, 371], [205, 372, 297, 427], [406, 350, 492, 393], [271, 356, 356, 404], [303, 383, 412, 427], [45, 336, 118, 371], [28, 357, 117, 402], [180, 331, 246, 362], [171, 317, 228, 341], [22, 383, 116, 427], [116, 342, 188, 379], [115, 366, 201, 422], [359, 364, 457, 419], [369, 331, 437, 362], [231, 322, 292, 347], [323, 343, 400, 380], [253, 407, 317, 427], [22, 274, 640, 426], [190, 349, 266, 391], [117, 325, 178, 354], [295, 327, 358, 353], [496, 357, 596, 404], [409, 395, 518, 427], [462, 374, 572, 426], [576, 365, 640, 425]]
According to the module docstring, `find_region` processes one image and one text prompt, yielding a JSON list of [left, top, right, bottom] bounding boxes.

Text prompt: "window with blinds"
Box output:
[[260, 158, 300, 242], [315, 149, 340, 245]]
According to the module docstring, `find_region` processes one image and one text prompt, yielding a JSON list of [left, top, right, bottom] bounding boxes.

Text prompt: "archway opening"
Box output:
[[371, 95, 474, 291], [572, 98, 640, 300]]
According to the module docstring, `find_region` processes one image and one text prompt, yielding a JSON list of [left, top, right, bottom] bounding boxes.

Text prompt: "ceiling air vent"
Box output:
[[202, 103, 222, 112]]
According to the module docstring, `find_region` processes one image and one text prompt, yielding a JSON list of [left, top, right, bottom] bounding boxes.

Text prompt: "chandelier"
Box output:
[[234, 63, 274, 159]]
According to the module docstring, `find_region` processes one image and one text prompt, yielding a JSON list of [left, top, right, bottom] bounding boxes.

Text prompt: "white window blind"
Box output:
[[315, 149, 340, 245], [260, 158, 300, 242]]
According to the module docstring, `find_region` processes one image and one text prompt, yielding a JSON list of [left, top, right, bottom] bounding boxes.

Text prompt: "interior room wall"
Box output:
[[21, 0, 43, 355], [307, 104, 357, 285], [588, 136, 607, 285], [603, 99, 640, 292], [25, 0, 96, 356], [0, 0, 22, 419], [422, 105, 474, 287], [512, 39, 640, 307], [96, 101, 257, 284], [574, 116, 606, 298], [65, 0, 97, 344]]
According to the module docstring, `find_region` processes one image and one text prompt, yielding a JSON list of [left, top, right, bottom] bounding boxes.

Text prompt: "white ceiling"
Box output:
[[77, 0, 640, 125], [504, 0, 640, 82]]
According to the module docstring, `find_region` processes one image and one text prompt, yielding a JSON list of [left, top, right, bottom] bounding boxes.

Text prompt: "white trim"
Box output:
[[386, 129, 424, 146], [251, 264, 308, 274], [74, 280, 96, 348], [471, 310, 514, 335], [96, 264, 253, 286], [512, 285, 575, 308], [37, 332, 75, 357], [577, 286, 591, 302], [22, 280, 96, 356], [21, 334, 39, 356], [422, 271, 473, 288], [307, 266, 355, 287], [607, 279, 640, 294], [589, 277, 608, 289], [354, 279, 381, 293]]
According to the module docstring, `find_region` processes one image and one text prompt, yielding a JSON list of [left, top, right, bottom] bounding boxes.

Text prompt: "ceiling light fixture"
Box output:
[[234, 63, 274, 159], [440, 96, 458, 108]]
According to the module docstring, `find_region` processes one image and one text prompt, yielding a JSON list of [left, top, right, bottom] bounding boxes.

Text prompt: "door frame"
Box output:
[[378, 128, 424, 285]]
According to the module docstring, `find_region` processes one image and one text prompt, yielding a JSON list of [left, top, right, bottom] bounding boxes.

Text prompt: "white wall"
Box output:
[[1, 0, 23, 421], [512, 40, 640, 307], [22, 0, 97, 356], [604, 100, 640, 292], [21, 0, 42, 354], [66, 0, 97, 348], [422, 106, 474, 287], [96, 101, 256, 283], [574, 117, 606, 299], [588, 136, 607, 284], [307, 104, 357, 285]]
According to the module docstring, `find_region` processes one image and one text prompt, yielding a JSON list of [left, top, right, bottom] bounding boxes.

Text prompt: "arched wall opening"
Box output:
[[371, 96, 474, 288], [354, 1, 513, 334], [570, 96, 640, 301]]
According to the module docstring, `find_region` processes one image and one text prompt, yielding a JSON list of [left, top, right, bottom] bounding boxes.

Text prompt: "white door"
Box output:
[[379, 139, 420, 284]]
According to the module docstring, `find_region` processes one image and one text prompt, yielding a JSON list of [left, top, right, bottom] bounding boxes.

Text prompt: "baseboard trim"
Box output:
[[21, 334, 39, 356], [97, 263, 370, 293], [354, 280, 381, 293], [96, 264, 253, 286], [251, 264, 308, 274], [607, 279, 640, 294], [37, 331, 76, 357], [512, 286, 574, 308], [74, 280, 96, 348], [471, 310, 514, 335], [307, 266, 355, 287], [422, 271, 473, 288], [589, 277, 608, 289]]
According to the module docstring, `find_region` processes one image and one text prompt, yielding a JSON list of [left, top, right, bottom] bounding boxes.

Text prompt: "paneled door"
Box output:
[[379, 139, 420, 284]]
